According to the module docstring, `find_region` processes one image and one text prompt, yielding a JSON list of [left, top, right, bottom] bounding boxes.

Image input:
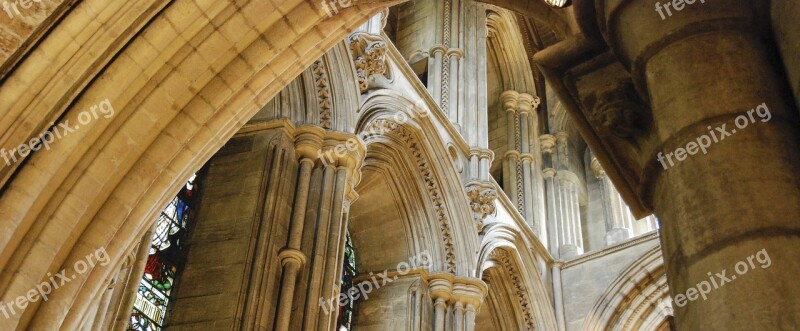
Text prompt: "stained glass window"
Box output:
[[337, 232, 357, 331], [129, 174, 200, 331]]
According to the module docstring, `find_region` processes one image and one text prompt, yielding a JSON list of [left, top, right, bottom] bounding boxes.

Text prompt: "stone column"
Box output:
[[303, 132, 365, 331], [446, 48, 464, 127], [466, 148, 497, 232], [274, 128, 320, 331], [113, 226, 155, 331], [90, 278, 116, 331], [500, 91, 545, 232], [428, 274, 487, 331], [429, 276, 453, 331], [592, 156, 632, 245], [429, 45, 447, 106], [541, 135, 559, 256], [552, 262, 566, 331], [598, 1, 800, 328], [548, 132, 583, 258], [451, 278, 487, 331]]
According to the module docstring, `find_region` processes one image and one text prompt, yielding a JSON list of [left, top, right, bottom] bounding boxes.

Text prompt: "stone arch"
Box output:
[[354, 91, 478, 276], [486, 7, 537, 94], [582, 246, 673, 331], [477, 223, 558, 330], [0, 1, 401, 329], [475, 0, 577, 39]]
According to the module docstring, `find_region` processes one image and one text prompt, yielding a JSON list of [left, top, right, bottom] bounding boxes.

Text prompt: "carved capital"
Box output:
[[430, 44, 448, 55], [517, 93, 537, 115], [500, 90, 520, 112], [452, 278, 488, 309], [465, 182, 497, 232], [446, 48, 465, 59], [348, 32, 389, 93], [591, 157, 606, 179], [539, 134, 556, 154], [428, 274, 454, 301], [581, 80, 647, 139], [294, 125, 326, 160]]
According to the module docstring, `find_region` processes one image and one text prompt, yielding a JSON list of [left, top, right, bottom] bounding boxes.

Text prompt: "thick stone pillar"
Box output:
[[165, 123, 364, 331], [302, 132, 364, 331], [594, 1, 800, 329]]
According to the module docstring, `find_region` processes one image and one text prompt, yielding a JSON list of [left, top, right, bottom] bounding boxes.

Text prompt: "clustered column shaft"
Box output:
[[429, 274, 487, 331]]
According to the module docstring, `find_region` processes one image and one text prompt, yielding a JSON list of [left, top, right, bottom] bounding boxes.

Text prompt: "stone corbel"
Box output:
[[580, 79, 649, 141], [465, 181, 498, 232], [348, 32, 390, 93]]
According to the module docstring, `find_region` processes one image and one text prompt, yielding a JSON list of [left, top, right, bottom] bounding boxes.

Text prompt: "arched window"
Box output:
[[129, 174, 201, 330], [337, 232, 357, 330]]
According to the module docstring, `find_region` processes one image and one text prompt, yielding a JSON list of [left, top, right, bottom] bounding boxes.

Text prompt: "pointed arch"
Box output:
[[582, 246, 673, 331], [0, 1, 401, 329], [477, 223, 559, 330], [354, 91, 479, 276]]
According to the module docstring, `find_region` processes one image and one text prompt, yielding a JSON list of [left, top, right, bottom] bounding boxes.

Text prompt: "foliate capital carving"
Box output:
[[581, 80, 647, 139], [539, 134, 556, 154], [543, 168, 557, 179], [465, 182, 497, 232], [348, 32, 388, 93], [591, 157, 606, 179]]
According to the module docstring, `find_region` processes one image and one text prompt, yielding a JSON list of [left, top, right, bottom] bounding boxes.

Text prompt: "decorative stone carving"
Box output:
[[581, 80, 647, 139], [540, 134, 556, 154], [465, 182, 497, 232], [492, 250, 536, 330], [348, 32, 388, 93], [591, 156, 605, 179], [311, 59, 332, 129]]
